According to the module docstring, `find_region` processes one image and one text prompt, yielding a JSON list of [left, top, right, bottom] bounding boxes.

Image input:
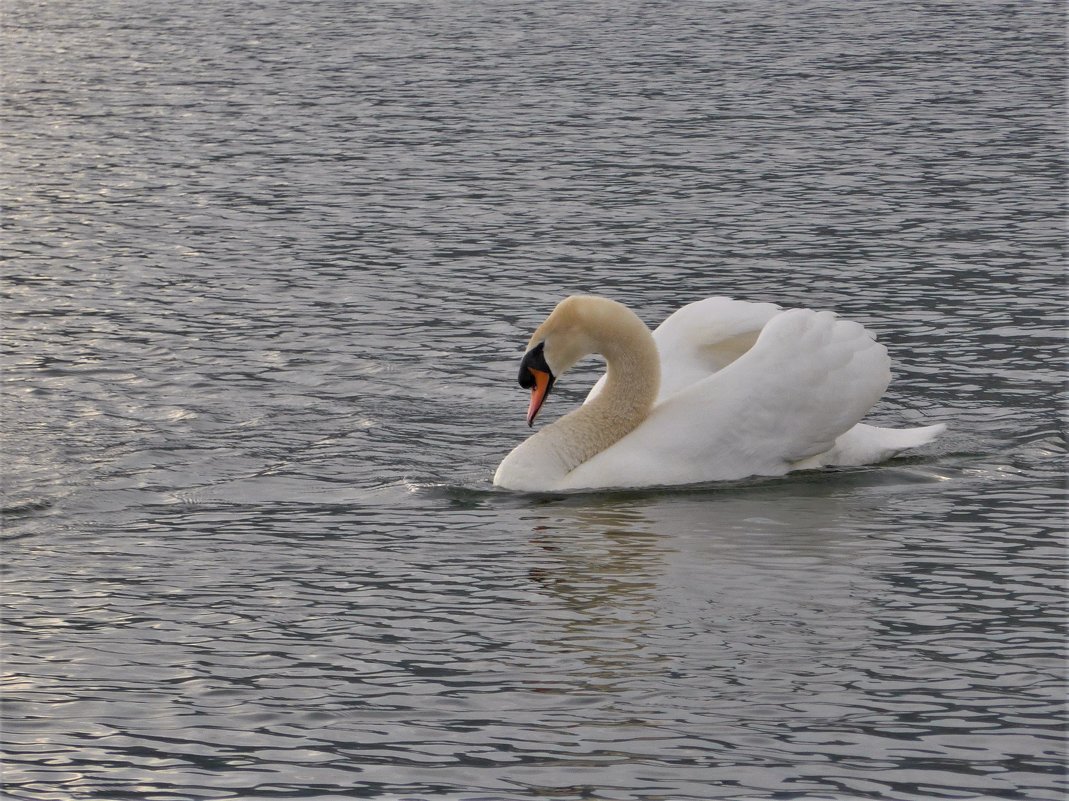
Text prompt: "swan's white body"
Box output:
[[493, 296, 945, 492]]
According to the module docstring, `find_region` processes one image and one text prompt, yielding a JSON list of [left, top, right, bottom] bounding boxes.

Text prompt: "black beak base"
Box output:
[[518, 342, 555, 393]]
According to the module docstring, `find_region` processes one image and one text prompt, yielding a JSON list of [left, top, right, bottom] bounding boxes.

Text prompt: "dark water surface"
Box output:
[[2, 1, 1065, 799]]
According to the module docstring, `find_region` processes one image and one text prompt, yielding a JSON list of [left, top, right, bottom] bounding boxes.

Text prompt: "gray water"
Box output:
[[2, 1, 1065, 799]]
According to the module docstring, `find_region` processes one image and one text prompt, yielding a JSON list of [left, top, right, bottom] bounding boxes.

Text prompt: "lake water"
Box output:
[[2, 1, 1065, 799]]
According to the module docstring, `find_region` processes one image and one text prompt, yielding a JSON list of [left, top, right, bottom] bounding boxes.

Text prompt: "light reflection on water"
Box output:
[[2, 0, 1065, 798]]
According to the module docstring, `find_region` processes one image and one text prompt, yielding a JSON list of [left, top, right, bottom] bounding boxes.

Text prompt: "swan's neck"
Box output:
[[542, 320, 660, 474]]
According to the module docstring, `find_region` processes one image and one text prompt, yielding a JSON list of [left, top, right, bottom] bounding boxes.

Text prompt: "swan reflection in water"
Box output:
[[519, 475, 954, 693]]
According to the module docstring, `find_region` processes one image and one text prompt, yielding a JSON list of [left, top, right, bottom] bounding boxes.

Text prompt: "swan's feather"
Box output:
[[648, 296, 784, 400], [562, 308, 893, 489], [586, 297, 782, 403]]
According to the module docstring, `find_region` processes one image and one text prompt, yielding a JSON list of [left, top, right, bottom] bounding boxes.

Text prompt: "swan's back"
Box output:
[[562, 307, 892, 489]]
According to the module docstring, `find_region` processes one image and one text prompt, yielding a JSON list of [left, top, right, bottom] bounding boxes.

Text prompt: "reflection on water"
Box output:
[[529, 508, 668, 690], [2, 0, 1065, 798], [2, 469, 1065, 799]]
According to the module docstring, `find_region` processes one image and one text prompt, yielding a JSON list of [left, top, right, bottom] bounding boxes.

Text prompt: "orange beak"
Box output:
[[526, 368, 552, 428]]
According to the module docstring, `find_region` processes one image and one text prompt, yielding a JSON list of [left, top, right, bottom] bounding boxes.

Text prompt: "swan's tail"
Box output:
[[795, 422, 946, 469], [872, 422, 947, 455]]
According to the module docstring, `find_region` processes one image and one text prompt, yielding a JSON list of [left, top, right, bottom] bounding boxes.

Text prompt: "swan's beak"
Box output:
[[525, 369, 553, 427], [518, 342, 556, 427]]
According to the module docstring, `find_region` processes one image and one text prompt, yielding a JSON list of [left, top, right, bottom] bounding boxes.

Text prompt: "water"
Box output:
[[2, 0, 1065, 799]]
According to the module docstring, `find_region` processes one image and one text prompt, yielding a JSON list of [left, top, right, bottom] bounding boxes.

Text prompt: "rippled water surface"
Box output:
[[2, 1, 1065, 799]]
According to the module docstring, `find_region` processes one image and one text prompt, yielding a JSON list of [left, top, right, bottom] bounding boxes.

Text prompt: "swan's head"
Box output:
[[515, 296, 628, 427]]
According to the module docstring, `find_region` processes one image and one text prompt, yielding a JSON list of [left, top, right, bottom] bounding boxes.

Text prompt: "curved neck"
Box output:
[[545, 314, 660, 473]]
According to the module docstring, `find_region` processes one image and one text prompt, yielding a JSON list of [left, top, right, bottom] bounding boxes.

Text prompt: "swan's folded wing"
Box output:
[[669, 307, 892, 466], [650, 297, 784, 400], [564, 308, 891, 488], [585, 297, 782, 404]]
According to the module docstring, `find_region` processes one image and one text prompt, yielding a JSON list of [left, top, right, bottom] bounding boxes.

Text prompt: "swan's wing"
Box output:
[[650, 297, 785, 399], [563, 308, 891, 489], [585, 297, 782, 403]]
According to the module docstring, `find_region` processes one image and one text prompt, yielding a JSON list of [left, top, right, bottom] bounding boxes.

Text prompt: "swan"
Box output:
[[493, 295, 945, 491]]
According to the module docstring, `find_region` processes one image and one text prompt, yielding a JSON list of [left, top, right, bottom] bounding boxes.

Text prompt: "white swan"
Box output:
[[493, 295, 945, 491]]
